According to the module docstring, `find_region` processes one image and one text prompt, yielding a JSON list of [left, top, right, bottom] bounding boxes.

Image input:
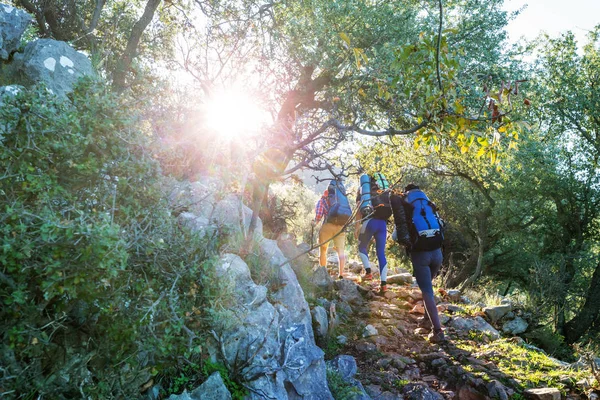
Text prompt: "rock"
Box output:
[[213, 194, 263, 240], [502, 317, 529, 335], [355, 341, 377, 353], [10, 39, 94, 98], [402, 382, 444, 400], [178, 212, 215, 239], [486, 380, 509, 400], [386, 273, 413, 285], [278, 237, 311, 269], [326, 355, 357, 381], [483, 304, 512, 323], [449, 316, 500, 340], [447, 289, 462, 302], [167, 372, 232, 400], [524, 388, 561, 400], [336, 335, 347, 345], [334, 279, 364, 305], [457, 385, 488, 400], [348, 260, 363, 273], [311, 266, 333, 291], [0, 4, 32, 60], [208, 254, 332, 399], [447, 304, 465, 313], [363, 324, 378, 338], [311, 306, 328, 340], [410, 302, 425, 314]]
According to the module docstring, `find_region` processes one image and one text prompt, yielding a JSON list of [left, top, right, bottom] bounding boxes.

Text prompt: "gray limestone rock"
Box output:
[[449, 316, 501, 340], [483, 304, 512, 323], [386, 273, 414, 285], [402, 382, 444, 400], [0, 4, 32, 60], [167, 372, 232, 400], [10, 39, 94, 97], [502, 316, 529, 335], [311, 306, 329, 340]]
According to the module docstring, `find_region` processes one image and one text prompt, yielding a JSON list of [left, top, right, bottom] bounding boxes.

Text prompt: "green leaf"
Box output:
[[339, 32, 351, 46]]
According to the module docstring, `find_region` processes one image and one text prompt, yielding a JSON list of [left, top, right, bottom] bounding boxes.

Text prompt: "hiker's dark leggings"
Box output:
[[358, 218, 388, 281], [411, 248, 443, 331]]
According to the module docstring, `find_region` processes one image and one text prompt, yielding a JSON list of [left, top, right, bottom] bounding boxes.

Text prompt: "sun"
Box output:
[[202, 87, 268, 140]]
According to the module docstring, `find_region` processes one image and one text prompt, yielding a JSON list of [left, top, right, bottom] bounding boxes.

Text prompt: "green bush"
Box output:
[[0, 81, 223, 398], [326, 368, 362, 400]]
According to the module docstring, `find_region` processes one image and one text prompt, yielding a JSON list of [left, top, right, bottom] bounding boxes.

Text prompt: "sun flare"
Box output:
[[203, 87, 267, 140]]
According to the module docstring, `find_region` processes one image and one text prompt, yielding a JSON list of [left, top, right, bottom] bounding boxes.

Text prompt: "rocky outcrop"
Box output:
[[0, 5, 94, 97], [207, 254, 332, 399], [0, 4, 31, 60], [5, 39, 94, 97], [168, 372, 232, 400]]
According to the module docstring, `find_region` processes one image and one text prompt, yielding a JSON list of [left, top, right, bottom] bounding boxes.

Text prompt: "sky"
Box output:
[[503, 0, 600, 45]]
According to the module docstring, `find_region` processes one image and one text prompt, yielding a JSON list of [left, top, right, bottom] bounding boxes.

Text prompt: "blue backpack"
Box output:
[[326, 179, 352, 225], [404, 189, 444, 251]]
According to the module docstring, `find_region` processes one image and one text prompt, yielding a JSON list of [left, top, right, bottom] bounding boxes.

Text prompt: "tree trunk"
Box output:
[[563, 259, 600, 343], [112, 0, 162, 92], [459, 211, 488, 290]]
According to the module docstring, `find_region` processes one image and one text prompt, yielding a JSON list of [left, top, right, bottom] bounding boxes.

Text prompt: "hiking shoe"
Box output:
[[338, 275, 344, 280], [379, 284, 387, 294], [428, 329, 446, 344], [363, 272, 373, 281]]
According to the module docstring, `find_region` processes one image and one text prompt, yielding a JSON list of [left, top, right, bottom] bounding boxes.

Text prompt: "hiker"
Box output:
[[312, 179, 351, 279], [355, 173, 393, 292], [391, 183, 446, 343]]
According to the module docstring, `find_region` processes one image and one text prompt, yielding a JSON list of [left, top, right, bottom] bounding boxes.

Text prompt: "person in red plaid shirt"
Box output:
[[312, 190, 347, 279]]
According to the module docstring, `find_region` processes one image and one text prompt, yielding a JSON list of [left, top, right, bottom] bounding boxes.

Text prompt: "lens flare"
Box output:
[[202, 87, 267, 140]]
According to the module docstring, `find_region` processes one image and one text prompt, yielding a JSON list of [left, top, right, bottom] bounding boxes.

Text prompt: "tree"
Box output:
[[533, 28, 600, 343]]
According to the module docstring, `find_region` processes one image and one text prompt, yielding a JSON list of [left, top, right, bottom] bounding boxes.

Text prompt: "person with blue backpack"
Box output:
[[355, 173, 393, 293], [392, 183, 446, 343], [312, 179, 353, 279]]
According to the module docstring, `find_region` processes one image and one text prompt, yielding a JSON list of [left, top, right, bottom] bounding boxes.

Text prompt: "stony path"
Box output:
[[323, 268, 572, 400]]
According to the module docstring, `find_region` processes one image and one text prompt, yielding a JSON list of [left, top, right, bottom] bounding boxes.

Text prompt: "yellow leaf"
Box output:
[[339, 32, 351, 45], [353, 48, 362, 69], [498, 125, 507, 133], [460, 145, 469, 154], [358, 88, 366, 97], [32, 337, 38, 345], [476, 147, 486, 158]]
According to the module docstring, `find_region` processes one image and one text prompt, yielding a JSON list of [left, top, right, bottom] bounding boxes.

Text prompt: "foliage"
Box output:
[[0, 81, 226, 398], [326, 368, 362, 400], [202, 360, 248, 400]]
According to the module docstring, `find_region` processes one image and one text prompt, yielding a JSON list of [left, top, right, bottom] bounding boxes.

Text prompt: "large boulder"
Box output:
[[10, 39, 94, 97], [311, 306, 329, 341], [483, 304, 512, 323], [0, 4, 32, 60], [449, 316, 500, 340], [326, 355, 371, 400], [386, 273, 413, 285], [502, 317, 528, 335], [258, 240, 332, 399], [213, 194, 263, 240]]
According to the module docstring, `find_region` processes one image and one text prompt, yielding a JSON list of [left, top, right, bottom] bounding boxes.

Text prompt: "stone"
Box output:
[[178, 372, 232, 400], [326, 355, 357, 381], [487, 380, 509, 400], [336, 335, 347, 345], [447, 289, 462, 302], [483, 304, 512, 323], [449, 316, 501, 340], [334, 279, 364, 305], [311, 306, 328, 340], [502, 317, 529, 335], [386, 273, 413, 285], [524, 388, 561, 400], [178, 212, 215, 239], [363, 324, 378, 338], [402, 382, 444, 400], [457, 385, 488, 400], [311, 266, 333, 291], [213, 194, 263, 240], [0, 4, 32, 60], [10, 39, 94, 98]]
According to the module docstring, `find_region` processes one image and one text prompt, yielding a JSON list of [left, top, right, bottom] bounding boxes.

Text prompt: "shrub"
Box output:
[[0, 81, 223, 398]]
